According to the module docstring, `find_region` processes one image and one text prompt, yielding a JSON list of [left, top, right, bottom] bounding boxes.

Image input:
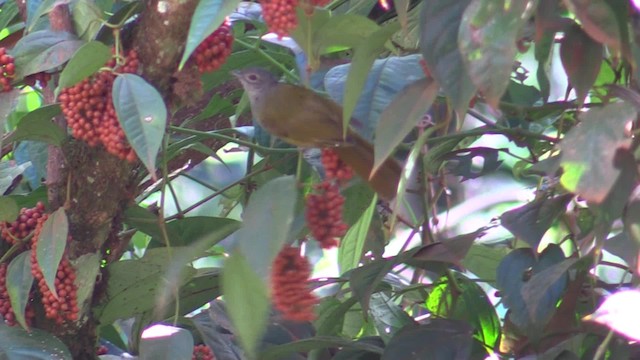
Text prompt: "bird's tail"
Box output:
[[334, 134, 402, 201]]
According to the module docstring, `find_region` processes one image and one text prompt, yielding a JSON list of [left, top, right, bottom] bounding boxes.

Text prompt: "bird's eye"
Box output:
[[247, 74, 259, 82]]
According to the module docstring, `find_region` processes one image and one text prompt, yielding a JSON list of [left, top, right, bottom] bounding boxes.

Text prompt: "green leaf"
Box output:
[[71, 253, 101, 314], [259, 336, 384, 360], [410, 229, 485, 265], [6, 252, 34, 330], [458, 0, 534, 108], [0, 196, 18, 222], [139, 324, 194, 360], [381, 319, 474, 359], [152, 270, 222, 319], [419, 0, 475, 113], [236, 175, 297, 278], [290, 8, 331, 70], [26, 0, 70, 32], [58, 41, 111, 90], [8, 104, 65, 146], [11, 30, 83, 79], [315, 297, 359, 336], [179, 0, 241, 69], [72, 0, 104, 41], [338, 195, 377, 274], [36, 207, 68, 299], [374, 77, 438, 173], [349, 258, 393, 313], [369, 292, 415, 343], [461, 244, 509, 286], [0, 0, 19, 32], [343, 22, 400, 134], [563, 0, 621, 52], [0, 325, 72, 359], [560, 25, 603, 105], [313, 14, 380, 56], [112, 74, 167, 175], [222, 251, 269, 359], [426, 274, 501, 349], [559, 101, 636, 203]]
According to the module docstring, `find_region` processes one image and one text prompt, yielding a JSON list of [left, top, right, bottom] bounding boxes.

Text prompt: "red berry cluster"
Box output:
[[24, 72, 52, 88], [192, 344, 215, 360], [58, 50, 139, 162], [262, 0, 298, 39], [321, 148, 353, 182], [193, 21, 234, 73], [30, 216, 79, 324], [271, 246, 317, 322], [0, 202, 46, 245], [0, 47, 14, 92], [0, 263, 36, 326]]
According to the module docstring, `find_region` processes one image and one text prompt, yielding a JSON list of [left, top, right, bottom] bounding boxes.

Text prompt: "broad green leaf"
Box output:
[[349, 258, 393, 313], [152, 270, 221, 319], [71, 253, 100, 314], [11, 30, 83, 79], [343, 22, 400, 134], [0, 324, 71, 359], [290, 8, 331, 71], [0, 196, 18, 222], [222, 251, 269, 359], [563, 0, 621, 52], [236, 175, 297, 279], [179, 0, 241, 68], [462, 244, 509, 285], [458, 0, 535, 108], [72, 0, 104, 41], [6, 252, 34, 330], [559, 101, 636, 203], [313, 14, 380, 56], [560, 25, 603, 105], [338, 195, 377, 274], [36, 207, 68, 298], [369, 292, 415, 343], [426, 274, 501, 349], [8, 104, 65, 146], [259, 336, 384, 360], [0, 0, 19, 32], [381, 319, 474, 359], [501, 194, 574, 249], [139, 324, 194, 360], [495, 245, 567, 334], [419, 0, 475, 113], [58, 41, 111, 90], [112, 74, 167, 175], [315, 297, 359, 336], [26, 0, 70, 32], [374, 77, 438, 173]]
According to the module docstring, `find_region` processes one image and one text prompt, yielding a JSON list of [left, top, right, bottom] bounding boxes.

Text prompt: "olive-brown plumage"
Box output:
[[233, 68, 401, 200]]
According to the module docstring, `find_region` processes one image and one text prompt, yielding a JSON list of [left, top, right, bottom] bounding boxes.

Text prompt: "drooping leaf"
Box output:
[[495, 244, 567, 334], [36, 207, 68, 299], [58, 41, 111, 90], [112, 74, 167, 176], [374, 77, 438, 173], [8, 104, 65, 146], [0, 196, 18, 222], [559, 101, 636, 203], [381, 319, 474, 359], [6, 252, 34, 330], [560, 25, 603, 105], [426, 274, 501, 349], [458, 0, 536, 108], [521, 258, 578, 323], [338, 195, 377, 274], [139, 324, 194, 360], [180, 0, 241, 68], [222, 251, 269, 359], [349, 258, 393, 313], [419, 0, 476, 113], [342, 22, 400, 133], [563, 0, 621, 52], [235, 175, 297, 279], [71, 0, 104, 41], [501, 193, 573, 249], [0, 324, 72, 359], [11, 30, 83, 79], [369, 292, 415, 343], [410, 229, 486, 266]]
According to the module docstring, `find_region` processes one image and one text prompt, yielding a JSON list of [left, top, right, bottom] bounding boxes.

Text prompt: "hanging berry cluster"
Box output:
[[0, 47, 15, 92], [0, 263, 36, 326], [58, 49, 139, 162], [305, 148, 351, 249], [30, 215, 79, 324], [271, 246, 317, 322], [192, 344, 215, 360], [261, 0, 330, 39], [193, 21, 234, 73]]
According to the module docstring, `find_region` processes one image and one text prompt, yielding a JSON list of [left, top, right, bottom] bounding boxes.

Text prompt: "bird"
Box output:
[[232, 67, 401, 201]]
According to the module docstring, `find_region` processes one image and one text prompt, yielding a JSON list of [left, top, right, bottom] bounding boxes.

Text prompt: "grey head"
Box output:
[[231, 67, 279, 108]]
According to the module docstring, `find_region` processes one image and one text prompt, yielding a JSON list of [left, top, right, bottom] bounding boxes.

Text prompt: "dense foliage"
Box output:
[[0, 0, 639, 359]]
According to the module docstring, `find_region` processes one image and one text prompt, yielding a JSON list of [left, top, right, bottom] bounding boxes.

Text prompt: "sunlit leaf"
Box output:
[[58, 41, 111, 90]]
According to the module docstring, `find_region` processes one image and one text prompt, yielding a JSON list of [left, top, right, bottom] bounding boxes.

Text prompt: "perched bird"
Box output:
[[232, 67, 401, 200]]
